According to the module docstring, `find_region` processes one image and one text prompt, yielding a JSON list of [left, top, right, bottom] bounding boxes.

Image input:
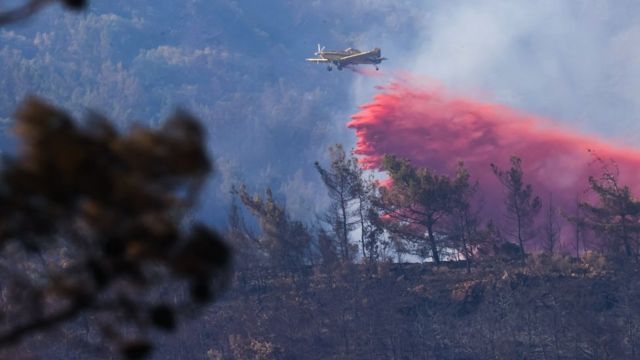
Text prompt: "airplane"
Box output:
[[305, 44, 387, 71]]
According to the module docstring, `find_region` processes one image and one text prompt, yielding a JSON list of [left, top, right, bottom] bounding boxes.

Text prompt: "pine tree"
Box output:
[[491, 156, 541, 263], [580, 162, 640, 258], [379, 155, 457, 265], [314, 145, 360, 261], [447, 163, 480, 272], [234, 185, 310, 269]]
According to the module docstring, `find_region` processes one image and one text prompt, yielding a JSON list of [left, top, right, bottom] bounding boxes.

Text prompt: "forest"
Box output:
[[3, 106, 640, 359], [3, 1, 640, 360], [188, 146, 640, 360]]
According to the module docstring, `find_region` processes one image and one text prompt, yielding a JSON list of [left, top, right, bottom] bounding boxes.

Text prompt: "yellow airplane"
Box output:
[[305, 44, 387, 71]]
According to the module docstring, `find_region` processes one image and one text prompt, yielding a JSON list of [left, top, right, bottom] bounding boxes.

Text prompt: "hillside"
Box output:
[[191, 255, 639, 360]]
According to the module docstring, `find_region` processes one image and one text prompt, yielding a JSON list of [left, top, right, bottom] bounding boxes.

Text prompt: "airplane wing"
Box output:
[[305, 58, 330, 63], [338, 52, 372, 64]]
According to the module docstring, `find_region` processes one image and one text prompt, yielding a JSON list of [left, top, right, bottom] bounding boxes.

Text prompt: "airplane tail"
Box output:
[[315, 44, 325, 55]]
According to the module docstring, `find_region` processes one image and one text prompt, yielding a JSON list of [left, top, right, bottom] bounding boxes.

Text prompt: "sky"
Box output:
[[2, 0, 640, 225]]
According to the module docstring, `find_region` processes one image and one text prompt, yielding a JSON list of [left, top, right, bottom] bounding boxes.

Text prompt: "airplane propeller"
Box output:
[[315, 43, 325, 55]]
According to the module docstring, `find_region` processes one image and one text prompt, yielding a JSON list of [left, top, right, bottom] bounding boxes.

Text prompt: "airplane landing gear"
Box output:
[[337, 65, 343, 71], [327, 65, 332, 71], [375, 66, 379, 71]]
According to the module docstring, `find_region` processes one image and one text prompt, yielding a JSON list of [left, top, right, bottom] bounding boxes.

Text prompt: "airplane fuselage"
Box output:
[[306, 46, 386, 71]]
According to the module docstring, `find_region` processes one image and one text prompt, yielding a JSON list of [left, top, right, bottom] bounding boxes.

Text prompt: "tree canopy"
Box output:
[[379, 155, 472, 264], [491, 156, 541, 263]]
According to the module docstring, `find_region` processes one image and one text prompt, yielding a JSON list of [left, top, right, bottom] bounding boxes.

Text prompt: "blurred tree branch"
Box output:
[[0, 2, 232, 358], [0, 97, 230, 359], [0, 0, 84, 26]]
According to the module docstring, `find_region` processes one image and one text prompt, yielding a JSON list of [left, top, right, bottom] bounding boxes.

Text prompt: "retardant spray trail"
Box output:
[[348, 81, 640, 247], [346, 65, 386, 77]]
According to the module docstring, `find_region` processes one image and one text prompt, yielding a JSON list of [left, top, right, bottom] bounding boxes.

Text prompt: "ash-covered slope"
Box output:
[[190, 257, 639, 360]]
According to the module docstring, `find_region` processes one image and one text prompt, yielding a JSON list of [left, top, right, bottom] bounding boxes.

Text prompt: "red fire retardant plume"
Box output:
[[348, 81, 640, 246]]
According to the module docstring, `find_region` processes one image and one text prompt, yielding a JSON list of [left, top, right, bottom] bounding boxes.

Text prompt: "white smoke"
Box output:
[[350, 0, 640, 145]]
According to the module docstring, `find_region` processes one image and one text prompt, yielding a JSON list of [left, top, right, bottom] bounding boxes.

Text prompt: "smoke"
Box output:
[[346, 65, 386, 78], [342, 1, 640, 250], [348, 81, 640, 246], [349, 1, 640, 145]]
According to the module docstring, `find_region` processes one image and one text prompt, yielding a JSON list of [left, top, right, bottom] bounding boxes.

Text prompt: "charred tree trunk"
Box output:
[[426, 222, 440, 265]]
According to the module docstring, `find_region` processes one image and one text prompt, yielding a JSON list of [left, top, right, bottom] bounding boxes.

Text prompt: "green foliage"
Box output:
[[580, 161, 640, 257], [379, 155, 474, 264], [381, 155, 454, 212]]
